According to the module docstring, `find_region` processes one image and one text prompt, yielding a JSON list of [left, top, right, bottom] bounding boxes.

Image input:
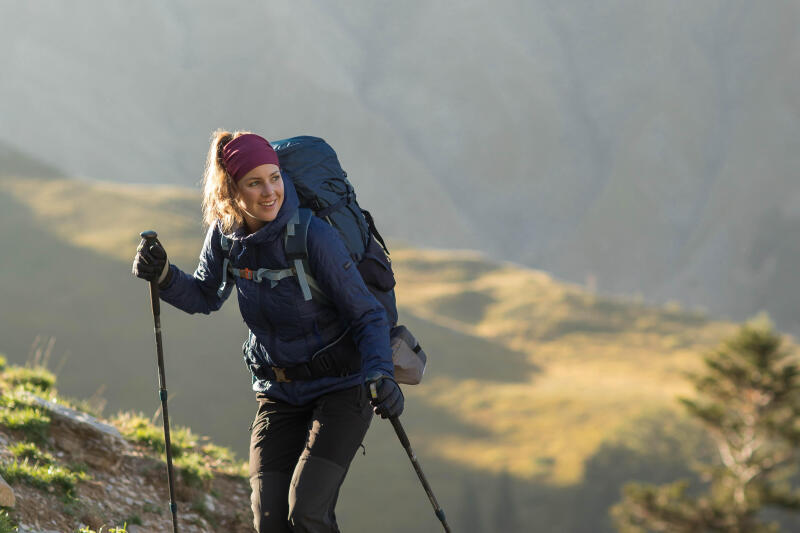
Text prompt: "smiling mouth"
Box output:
[[259, 200, 277, 207]]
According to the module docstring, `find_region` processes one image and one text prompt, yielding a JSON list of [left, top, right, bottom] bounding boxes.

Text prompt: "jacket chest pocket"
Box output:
[[235, 279, 263, 325], [259, 279, 315, 340]]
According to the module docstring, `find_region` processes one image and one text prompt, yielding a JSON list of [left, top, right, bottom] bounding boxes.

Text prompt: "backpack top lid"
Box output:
[[270, 136, 369, 260]]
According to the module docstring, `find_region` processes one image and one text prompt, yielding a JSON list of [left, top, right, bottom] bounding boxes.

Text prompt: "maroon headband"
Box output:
[[221, 133, 280, 183]]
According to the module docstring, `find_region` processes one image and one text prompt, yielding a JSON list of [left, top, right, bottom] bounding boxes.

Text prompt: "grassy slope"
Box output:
[[0, 174, 752, 532], [0, 358, 252, 532]]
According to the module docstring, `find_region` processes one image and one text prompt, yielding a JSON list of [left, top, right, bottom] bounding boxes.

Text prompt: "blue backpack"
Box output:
[[217, 136, 398, 326]]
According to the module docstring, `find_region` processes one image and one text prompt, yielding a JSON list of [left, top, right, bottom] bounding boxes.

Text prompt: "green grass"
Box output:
[[75, 525, 128, 533], [2, 366, 55, 393], [140, 501, 162, 515], [0, 458, 88, 497], [190, 497, 218, 528], [0, 364, 90, 500], [9, 441, 53, 464], [112, 412, 246, 487], [112, 413, 164, 454], [0, 367, 56, 443], [0, 403, 50, 443], [174, 452, 214, 487], [172, 426, 200, 454], [0, 509, 16, 533], [122, 514, 142, 526]]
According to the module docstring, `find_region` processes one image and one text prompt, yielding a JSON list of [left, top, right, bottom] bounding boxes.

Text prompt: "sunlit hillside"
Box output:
[[390, 248, 736, 484], [0, 172, 774, 532], [0, 175, 202, 264]]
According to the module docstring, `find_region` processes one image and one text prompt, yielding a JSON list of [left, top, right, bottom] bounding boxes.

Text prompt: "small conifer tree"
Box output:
[[612, 318, 800, 532]]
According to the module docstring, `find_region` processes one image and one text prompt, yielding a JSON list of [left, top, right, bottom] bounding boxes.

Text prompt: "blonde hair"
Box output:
[[201, 129, 252, 232]]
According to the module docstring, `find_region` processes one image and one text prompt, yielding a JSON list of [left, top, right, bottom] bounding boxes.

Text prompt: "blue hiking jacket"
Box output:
[[158, 175, 393, 405]]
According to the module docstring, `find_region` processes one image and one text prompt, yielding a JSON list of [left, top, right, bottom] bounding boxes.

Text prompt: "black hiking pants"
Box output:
[[249, 384, 373, 533]]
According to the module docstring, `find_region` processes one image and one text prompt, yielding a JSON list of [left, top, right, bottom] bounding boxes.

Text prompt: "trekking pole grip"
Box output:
[[140, 230, 161, 315]]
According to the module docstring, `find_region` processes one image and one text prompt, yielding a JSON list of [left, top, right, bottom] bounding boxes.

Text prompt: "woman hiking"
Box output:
[[132, 131, 403, 533]]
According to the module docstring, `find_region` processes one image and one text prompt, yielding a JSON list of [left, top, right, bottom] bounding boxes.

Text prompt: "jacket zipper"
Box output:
[[310, 326, 352, 360]]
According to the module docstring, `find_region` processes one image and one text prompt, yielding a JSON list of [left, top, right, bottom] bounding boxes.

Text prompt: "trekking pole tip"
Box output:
[[140, 230, 158, 240]]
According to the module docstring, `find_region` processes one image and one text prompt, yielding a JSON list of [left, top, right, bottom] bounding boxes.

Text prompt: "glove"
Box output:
[[365, 372, 404, 419], [132, 237, 171, 286]]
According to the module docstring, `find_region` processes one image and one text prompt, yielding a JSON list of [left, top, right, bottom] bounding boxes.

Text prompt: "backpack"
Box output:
[[217, 136, 425, 384]]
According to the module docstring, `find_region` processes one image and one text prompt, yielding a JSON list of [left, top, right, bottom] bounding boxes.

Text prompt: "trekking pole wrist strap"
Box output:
[[365, 372, 397, 400]]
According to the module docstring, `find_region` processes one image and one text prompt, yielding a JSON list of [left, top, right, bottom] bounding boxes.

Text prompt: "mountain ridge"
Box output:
[[2, 1, 798, 337]]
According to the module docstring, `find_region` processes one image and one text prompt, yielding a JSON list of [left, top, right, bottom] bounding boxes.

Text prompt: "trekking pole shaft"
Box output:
[[149, 280, 179, 533], [390, 417, 451, 533], [142, 231, 179, 533]]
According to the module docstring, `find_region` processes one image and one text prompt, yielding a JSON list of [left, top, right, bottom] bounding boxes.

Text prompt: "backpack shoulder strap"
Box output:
[[217, 231, 234, 298], [285, 208, 311, 260], [284, 208, 312, 300], [220, 232, 232, 252], [285, 208, 330, 305]]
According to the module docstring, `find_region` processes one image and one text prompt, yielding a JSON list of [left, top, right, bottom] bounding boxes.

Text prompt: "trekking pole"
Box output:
[[369, 384, 452, 533], [140, 230, 180, 533]]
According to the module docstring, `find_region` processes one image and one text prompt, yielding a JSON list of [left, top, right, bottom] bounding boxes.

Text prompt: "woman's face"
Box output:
[[234, 163, 284, 232]]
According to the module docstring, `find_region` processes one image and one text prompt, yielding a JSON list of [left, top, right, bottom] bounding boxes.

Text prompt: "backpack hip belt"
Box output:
[[248, 327, 360, 383]]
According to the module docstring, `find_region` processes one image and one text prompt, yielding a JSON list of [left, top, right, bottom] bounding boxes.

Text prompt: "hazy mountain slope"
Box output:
[[0, 1, 477, 253], [2, 1, 799, 338], [0, 141, 66, 180]]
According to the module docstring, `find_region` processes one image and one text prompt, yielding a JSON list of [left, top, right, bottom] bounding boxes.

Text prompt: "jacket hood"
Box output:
[[223, 171, 300, 246]]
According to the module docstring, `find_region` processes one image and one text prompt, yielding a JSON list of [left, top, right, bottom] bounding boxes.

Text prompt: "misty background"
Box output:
[[2, 0, 798, 334]]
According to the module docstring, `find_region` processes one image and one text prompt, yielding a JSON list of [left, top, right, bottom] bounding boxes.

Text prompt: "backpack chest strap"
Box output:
[[229, 266, 295, 286], [227, 264, 325, 304], [216, 208, 325, 303]]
